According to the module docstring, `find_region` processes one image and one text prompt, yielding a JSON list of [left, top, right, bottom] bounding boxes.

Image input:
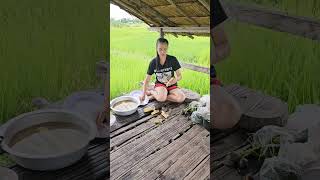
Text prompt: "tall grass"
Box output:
[[110, 26, 210, 99], [0, 1, 108, 123], [217, 0, 320, 112]]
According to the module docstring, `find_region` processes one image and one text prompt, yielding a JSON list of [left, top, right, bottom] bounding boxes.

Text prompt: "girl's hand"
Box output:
[[166, 77, 176, 87], [140, 92, 146, 102]]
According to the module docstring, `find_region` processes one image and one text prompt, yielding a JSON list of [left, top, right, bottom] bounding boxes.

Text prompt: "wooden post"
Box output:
[[160, 28, 164, 38]]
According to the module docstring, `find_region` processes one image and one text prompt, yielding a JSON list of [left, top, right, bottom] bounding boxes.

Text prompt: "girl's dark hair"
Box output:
[[155, 38, 169, 70]]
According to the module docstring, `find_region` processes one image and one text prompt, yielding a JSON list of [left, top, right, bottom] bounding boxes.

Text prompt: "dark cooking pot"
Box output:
[[0, 109, 96, 171]]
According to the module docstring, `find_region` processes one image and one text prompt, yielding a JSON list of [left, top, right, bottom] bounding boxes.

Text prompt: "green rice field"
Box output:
[[217, 0, 320, 112], [110, 25, 210, 99], [0, 0, 108, 124]]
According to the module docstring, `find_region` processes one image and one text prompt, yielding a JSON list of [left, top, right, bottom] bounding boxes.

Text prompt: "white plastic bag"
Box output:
[[259, 157, 302, 180], [189, 95, 210, 125]]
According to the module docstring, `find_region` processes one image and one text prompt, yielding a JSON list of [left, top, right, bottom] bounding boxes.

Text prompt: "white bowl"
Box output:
[[110, 96, 140, 116]]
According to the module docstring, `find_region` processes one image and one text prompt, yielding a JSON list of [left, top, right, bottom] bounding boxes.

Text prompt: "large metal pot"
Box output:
[[110, 96, 140, 116], [0, 109, 96, 171]]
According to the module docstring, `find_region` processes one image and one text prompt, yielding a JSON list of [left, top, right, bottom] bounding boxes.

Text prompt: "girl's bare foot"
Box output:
[[146, 90, 157, 101], [146, 90, 152, 96]]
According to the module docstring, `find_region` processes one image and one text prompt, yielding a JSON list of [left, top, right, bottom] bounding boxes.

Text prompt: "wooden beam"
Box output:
[[180, 62, 209, 74], [111, 0, 159, 26], [149, 27, 210, 34], [197, 0, 210, 12], [221, 1, 320, 41], [166, 0, 200, 26]]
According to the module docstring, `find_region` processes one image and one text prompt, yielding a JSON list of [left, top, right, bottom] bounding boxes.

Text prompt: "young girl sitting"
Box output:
[[140, 38, 185, 103]]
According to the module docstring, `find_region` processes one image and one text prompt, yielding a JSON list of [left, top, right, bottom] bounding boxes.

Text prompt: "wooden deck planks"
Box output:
[[110, 105, 186, 149], [184, 155, 210, 180], [159, 133, 209, 179], [110, 115, 154, 138], [143, 126, 209, 180], [211, 166, 242, 180], [11, 142, 108, 180], [116, 125, 209, 180], [110, 112, 194, 178], [110, 101, 213, 180], [210, 130, 249, 180], [110, 103, 249, 180], [211, 130, 247, 162]]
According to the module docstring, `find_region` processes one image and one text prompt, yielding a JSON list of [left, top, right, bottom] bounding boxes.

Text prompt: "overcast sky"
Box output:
[[110, 4, 136, 20]]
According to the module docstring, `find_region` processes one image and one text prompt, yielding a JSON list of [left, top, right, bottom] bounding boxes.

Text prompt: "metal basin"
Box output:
[[110, 96, 140, 116], [0, 109, 96, 171]]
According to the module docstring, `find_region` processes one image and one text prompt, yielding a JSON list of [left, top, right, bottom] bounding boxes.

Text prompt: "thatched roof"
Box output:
[[110, 0, 210, 37]]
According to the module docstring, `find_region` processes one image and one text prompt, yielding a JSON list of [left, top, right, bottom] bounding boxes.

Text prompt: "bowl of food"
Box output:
[[110, 96, 140, 116]]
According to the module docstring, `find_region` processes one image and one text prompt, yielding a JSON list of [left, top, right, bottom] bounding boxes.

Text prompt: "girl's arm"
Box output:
[[175, 68, 182, 81], [142, 74, 152, 95], [166, 69, 182, 86]]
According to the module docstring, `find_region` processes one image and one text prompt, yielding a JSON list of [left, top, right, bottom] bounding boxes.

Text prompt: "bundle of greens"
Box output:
[[226, 125, 308, 179], [183, 95, 210, 127]]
